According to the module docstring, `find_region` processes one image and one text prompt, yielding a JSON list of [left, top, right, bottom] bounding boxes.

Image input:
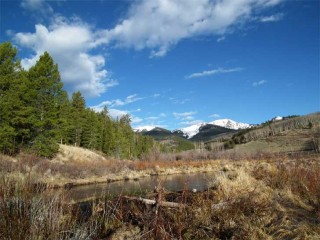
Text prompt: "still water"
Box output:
[[66, 172, 215, 202]]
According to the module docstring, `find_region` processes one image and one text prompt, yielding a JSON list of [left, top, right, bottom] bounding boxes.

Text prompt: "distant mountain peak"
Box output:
[[134, 119, 252, 140], [133, 126, 156, 133], [179, 119, 251, 139], [209, 119, 251, 130], [178, 122, 206, 139]]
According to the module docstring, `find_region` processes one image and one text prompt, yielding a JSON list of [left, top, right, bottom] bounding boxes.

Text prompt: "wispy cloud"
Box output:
[[108, 108, 128, 119], [131, 116, 143, 124], [173, 111, 197, 119], [209, 113, 221, 118], [91, 94, 143, 110], [217, 36, 226, 42], [185, 67, 243, 79], [145, 116, 160, 121], [253, 80, 267, 87], [180, 120, 203, 126], [21, 0, 53, 17], [170, 97, 191, 104], [260, 13, 284, 22]]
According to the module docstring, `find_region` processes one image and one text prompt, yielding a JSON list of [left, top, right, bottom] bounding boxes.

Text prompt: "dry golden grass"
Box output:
[[1, 150, 319, 239], [0, 145, 224, 187]]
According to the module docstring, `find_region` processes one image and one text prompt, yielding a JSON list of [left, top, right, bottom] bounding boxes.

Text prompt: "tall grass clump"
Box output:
[[0, 175, 122, 239]]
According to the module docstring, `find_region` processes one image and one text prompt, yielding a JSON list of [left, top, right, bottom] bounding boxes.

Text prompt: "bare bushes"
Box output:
[[0, 176, 73, 239], [142, 149, 218, 162], [0, 175, 122, 239], [252, 159, 320, 210]]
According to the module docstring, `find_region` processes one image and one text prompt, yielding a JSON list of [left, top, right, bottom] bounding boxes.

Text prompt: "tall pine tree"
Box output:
[[27, 52, 63, 157]]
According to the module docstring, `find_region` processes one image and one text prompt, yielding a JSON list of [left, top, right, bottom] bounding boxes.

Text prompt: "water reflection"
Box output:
[[66, 172, 215, 202]]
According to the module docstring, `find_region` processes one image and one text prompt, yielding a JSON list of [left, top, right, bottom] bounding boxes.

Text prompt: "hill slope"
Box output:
[[190, 124, 236, 141], [205, 113, 320, 154]]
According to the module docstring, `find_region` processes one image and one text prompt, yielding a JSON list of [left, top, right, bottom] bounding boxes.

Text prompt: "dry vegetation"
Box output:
[[116, 157, 320, 239], [1, 153, 319, 239], [0, 144, 233, 188]]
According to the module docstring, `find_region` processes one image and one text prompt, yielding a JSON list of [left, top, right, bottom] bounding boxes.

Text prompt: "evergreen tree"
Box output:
[[100, 107, 115, 155], [0, 42, 26, 154], [27, 52, 63, 157], [0, 42, 154, 159], [70, 91, 85, 146], [56, 90, 72, 144]]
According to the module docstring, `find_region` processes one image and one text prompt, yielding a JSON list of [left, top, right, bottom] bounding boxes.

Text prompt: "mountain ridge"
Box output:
[[134, 118, 252, 139]]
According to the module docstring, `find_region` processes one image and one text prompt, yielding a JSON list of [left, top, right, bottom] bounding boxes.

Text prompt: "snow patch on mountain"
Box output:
[[209, 119, 251, 130], [179, 122, 206, 139], [179, 119, 251, 139], [272, 116, 283, 121], [133, 126, 156, 132]]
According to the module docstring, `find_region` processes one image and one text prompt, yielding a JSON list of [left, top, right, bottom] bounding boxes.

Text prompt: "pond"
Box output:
[[65, 172, 216, 202]]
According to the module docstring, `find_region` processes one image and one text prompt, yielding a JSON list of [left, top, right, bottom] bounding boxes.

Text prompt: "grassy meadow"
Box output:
[[1, 149, 319, 239]]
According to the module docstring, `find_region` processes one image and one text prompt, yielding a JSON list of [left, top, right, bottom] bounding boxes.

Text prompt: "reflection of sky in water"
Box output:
[[66, 172, 215, 202]]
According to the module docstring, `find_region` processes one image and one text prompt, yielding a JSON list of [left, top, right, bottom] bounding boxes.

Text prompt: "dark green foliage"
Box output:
[[142, 127, 174, 140], [224, 139, 235, 149], [0, 42, 26, 154], [0, 42, 154, 159], [26, 52, 64, 156], [31, 133, 60, 158], [190, 124, 235, 141], [141, 127, 194, 153]]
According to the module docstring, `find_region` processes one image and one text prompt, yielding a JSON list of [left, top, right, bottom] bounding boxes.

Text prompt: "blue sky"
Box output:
[[1, 0, 319, 130]]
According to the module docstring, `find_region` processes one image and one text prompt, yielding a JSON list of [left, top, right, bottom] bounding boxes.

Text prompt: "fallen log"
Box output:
[[122, 196, 187, 208]]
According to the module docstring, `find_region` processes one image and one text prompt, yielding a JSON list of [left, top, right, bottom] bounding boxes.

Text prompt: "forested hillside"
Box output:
[[0, 42, 153, 158]]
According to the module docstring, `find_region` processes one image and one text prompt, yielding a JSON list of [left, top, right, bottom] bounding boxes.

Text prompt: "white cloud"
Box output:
[[131, 116, 143, 124], [185, 67, 243, 79], [14, 0, 283, 99], [159, 113, 167, 117], [209, 113, 221, 118], [21, 0, 53, 16], [14, 17, 116, 97], [109, 109, 128, 119], [260, 13, 284, 22], [253, 80, 267, 86], [101, 0, 283, 57]]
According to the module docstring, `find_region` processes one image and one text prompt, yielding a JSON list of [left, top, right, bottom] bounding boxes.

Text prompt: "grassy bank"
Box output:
[[0, 144, 230, 188], [2, 144, 317, 189], [1, 156, 319, 239]]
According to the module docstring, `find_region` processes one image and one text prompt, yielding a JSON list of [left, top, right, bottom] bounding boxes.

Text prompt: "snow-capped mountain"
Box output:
[[135, 119, 252, 140], [179, 122, 206, 139], [209, 119, 251, 130], [133, 126, 156, 133], [178, 119, 251, 139]]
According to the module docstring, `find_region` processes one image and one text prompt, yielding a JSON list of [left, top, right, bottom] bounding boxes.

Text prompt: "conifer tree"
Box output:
[[27, 52, 63, 157], [0, 42, 26, 154], [70, 91, 86, 146], [0, 42, 154, 159]]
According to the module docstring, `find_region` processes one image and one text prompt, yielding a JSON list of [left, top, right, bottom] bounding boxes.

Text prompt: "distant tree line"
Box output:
[[0, 42, 154, 158]]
